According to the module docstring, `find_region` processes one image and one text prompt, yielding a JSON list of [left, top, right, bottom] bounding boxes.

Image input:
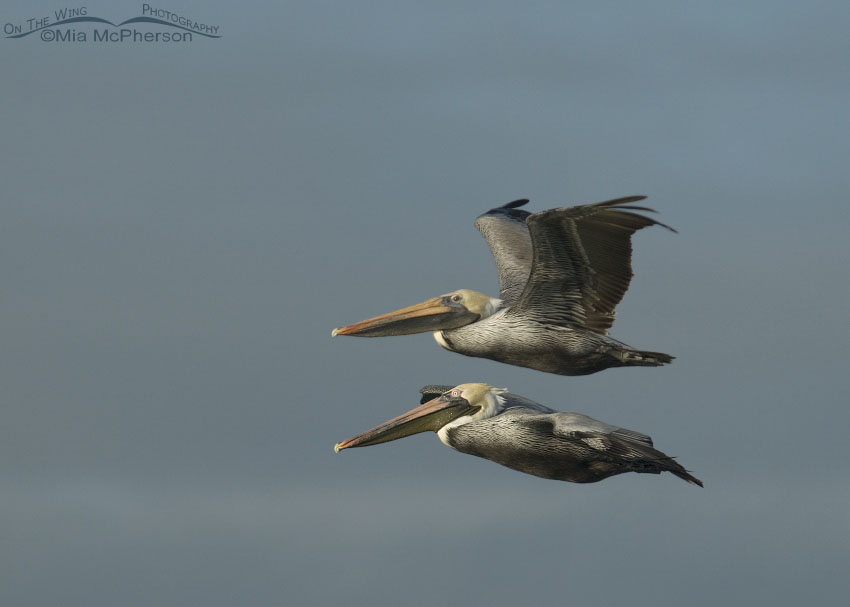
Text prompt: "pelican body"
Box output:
[[335, 383, 703, 486], [332, 197, 675, 376]]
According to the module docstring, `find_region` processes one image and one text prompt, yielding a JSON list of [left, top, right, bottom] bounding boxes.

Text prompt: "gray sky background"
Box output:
[[2, 1, 849, 605]]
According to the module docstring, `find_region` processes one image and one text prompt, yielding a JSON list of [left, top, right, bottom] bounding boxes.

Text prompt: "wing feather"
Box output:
[[511, 196, 675, 333], [474, 199, 533, 305], [547, 413, 657, 455]]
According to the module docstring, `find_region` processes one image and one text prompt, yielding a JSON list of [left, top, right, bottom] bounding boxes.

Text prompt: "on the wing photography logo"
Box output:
[[4, 5, 220, 43]]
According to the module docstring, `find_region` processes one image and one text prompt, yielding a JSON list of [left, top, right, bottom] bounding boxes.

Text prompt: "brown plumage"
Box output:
[[336, 384, 703, 487], [333, 196, 676, 376]]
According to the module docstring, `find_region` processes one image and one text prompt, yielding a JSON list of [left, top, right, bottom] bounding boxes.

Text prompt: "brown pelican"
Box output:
[[335, 383, 703, 486], [332, 197, 675, 376]]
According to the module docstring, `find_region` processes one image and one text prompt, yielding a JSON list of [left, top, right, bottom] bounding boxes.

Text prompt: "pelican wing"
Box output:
[[452, 403, 702, 486], [511, 196, 675, 333], [470, 408, 654, 462], [474, 199, 533, 305], [547, 412, 702, 485], [548, 412, 654, 447], [494, 406, 654, 447]]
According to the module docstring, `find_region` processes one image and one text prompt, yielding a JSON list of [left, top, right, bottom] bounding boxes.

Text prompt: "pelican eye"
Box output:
[[450, 294, 462, 303], [451, 389, 461, 398]]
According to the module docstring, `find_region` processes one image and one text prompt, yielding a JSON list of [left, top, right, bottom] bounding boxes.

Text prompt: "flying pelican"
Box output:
[[332, 196, 675, 376], [335, 383, 703, 486]]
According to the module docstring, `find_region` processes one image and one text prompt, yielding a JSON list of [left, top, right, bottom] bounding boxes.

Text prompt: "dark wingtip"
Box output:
[[477, 199, 532, 222], [603, 195, 678, 233], [670, 465, 703, 487]]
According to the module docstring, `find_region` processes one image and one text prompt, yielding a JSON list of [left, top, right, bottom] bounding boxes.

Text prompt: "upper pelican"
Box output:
[[332, 196, 675, 376], [335, 383, 702, 486]]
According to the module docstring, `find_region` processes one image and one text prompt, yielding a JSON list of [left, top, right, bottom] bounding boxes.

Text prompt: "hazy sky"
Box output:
[[2, 1, 849, 605]]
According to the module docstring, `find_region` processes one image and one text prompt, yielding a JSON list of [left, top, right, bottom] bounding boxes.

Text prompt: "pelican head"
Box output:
[[334, 383, 502, 452], [331, 290, 500, 338]]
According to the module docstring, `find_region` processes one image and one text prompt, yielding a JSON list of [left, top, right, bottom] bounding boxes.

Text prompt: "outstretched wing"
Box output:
[[474, 199, 533, 305], [511, 196, 675, 334]]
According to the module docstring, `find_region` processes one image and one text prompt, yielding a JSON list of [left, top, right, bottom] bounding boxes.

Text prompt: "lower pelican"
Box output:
[[335, 383, 702, 486]]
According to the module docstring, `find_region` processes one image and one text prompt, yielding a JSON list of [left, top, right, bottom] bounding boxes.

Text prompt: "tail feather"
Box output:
[[624, 442, 703, 487], [621, 349, 675, 367], [669, 465, 704, 487], [656, 456, 704, 487]]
